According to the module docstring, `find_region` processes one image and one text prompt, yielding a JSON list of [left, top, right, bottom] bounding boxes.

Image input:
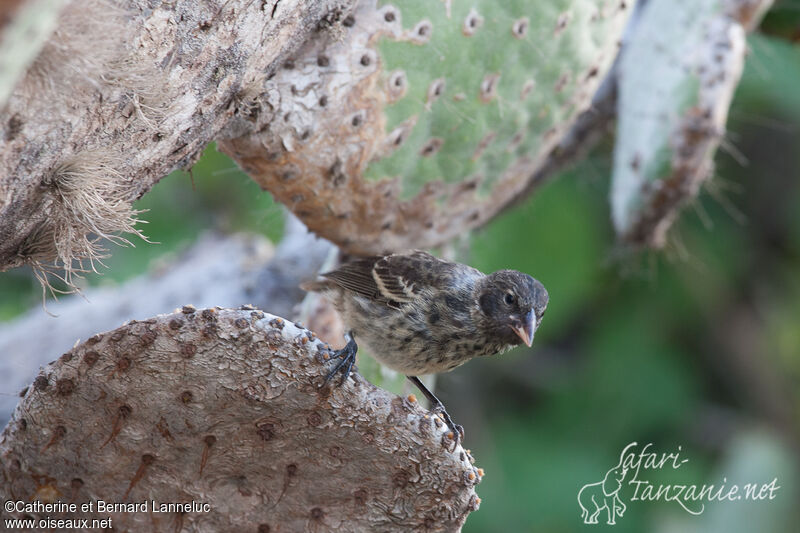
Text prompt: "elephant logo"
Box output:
[[578, 464, 628, 525]]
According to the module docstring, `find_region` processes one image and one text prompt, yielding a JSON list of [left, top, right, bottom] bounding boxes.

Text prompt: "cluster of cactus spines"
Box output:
[[610, 0, 773, 248], [0, 307, 481, 531], [21, 149, 148, 292], [220, 0, 634, 255]]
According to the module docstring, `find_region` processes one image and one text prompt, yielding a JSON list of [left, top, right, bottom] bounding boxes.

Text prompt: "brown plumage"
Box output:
[[302, 250, 549, 442]]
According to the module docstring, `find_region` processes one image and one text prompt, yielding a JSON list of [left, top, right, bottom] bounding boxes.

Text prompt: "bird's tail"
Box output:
[[300, 279, 331, 292]]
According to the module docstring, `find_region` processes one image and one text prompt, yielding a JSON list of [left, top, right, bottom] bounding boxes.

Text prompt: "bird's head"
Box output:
[[476, 270, 549, 347]]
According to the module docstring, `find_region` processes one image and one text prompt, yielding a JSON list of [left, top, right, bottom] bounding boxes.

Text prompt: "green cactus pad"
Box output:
[[220, 0, 634, 255], [370, 0, 626, 199]]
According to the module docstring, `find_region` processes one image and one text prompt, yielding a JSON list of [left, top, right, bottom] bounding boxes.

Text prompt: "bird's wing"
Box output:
[[322, 251, 452, 306], [372, 251, 443, 303]]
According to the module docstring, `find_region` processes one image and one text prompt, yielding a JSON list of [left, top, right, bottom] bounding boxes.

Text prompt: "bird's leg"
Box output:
[[323, 331, 358, 386], [407, 376, 465, 444]]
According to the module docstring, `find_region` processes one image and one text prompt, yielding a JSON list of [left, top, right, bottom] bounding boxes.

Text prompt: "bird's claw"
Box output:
[[431, 406, 465, 447], [322, 331, 358, 387]]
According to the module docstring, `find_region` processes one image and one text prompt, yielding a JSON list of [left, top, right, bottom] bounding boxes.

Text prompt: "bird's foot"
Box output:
[[433, 407, 465, 445], [322, 331, 358, 387]]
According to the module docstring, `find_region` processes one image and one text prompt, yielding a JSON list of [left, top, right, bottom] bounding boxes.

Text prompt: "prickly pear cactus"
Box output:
[[0, 308, 482, 531], [610, 0, 772, 248], [220, 0, 634, 255]]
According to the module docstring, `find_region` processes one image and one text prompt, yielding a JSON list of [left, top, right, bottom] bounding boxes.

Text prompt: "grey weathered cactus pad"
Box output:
[[611, 0, 772, 247]]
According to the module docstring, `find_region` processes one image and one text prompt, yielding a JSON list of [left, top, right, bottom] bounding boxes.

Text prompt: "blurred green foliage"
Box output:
[[2, 10, 800, 533], [106, 144, 285, 281]]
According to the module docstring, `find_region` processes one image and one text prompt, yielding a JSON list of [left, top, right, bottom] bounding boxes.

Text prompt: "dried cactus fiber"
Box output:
[[0, 0, 351, 284], [610, 0, 773, 248], [0, 307, 482, 532], [220, 0, 634, 255]]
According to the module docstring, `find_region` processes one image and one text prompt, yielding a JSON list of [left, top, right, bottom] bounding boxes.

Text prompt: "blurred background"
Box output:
[[2, 3, 800, 532]]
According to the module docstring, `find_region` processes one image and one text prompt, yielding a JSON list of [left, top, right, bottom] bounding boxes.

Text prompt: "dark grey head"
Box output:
[[476, 270, 549, 347]]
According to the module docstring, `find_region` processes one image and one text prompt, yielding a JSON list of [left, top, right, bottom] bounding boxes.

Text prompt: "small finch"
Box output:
[[302, 250, 549, 442]]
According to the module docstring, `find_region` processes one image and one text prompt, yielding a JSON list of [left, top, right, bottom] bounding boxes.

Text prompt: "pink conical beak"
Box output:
[[512, 310, 536, 347]]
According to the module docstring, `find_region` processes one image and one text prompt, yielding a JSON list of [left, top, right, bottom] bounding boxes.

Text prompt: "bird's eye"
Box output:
[[504, 293, 515, 305]]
